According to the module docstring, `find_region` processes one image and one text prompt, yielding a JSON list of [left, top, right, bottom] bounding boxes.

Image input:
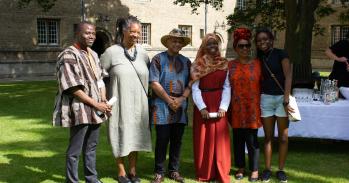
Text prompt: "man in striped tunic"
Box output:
[[53, 22, 111, 183]]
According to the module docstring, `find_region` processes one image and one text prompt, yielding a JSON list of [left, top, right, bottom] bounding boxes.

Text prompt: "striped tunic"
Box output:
[[53, 45, 107, 127]]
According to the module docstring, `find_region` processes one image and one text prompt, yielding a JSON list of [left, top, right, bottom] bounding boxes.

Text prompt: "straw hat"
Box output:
[[161, 28, 191, 48]]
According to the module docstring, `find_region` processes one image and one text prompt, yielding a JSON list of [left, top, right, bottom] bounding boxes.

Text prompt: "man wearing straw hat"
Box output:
[[149, 28, 192, 183]]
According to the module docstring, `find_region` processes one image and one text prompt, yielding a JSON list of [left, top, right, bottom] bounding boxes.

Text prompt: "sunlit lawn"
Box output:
[[0, 81, 348, 183]]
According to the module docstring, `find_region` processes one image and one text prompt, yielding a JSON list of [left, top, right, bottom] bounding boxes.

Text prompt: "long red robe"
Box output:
[[193, 70, 231, 183]]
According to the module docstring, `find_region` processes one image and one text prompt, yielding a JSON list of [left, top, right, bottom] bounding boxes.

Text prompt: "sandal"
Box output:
[[234, 169, 245, 180]]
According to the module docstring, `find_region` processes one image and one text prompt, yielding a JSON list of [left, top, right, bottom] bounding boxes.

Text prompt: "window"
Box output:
[[139, 23, 151, 45], [236, 0, 246, 10], [37, 19, 59, 45], [332, 0, 349, 4], [331, 25, 349, 45], [178, 25, 192, 46], [200, 29, 205, 39], [134, 0, 150, 2]]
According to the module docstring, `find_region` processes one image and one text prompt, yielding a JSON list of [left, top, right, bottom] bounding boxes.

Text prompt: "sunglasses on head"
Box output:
[[237, 43, 251, 49]]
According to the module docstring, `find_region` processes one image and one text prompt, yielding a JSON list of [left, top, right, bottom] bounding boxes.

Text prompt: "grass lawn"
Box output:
[[0, 80, 349, 183]]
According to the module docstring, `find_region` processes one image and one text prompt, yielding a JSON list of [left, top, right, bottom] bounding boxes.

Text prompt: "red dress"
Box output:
[[193, 70, 231, 183]]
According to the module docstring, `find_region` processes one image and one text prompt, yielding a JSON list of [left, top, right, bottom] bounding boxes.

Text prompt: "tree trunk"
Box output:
[[284, 0, 320, 85]]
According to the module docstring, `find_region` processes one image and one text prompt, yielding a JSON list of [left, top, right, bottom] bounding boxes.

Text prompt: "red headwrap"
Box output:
[[233, 27, 252, 48]]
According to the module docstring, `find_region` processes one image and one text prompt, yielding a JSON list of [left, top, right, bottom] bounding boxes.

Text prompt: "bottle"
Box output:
[[334, 80, 339, 101]]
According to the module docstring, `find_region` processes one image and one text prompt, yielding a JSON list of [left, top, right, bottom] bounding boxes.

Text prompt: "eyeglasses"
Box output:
[[237, 43, 251, 49]]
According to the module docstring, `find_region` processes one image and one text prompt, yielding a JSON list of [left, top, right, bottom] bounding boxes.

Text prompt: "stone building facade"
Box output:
[[1, 0, 347, 78], [0, 0, 234, 78]]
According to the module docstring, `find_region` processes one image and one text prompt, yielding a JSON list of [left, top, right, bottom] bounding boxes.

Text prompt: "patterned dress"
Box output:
[[149, 51, 191, 125], [228, 59, 262, 129]]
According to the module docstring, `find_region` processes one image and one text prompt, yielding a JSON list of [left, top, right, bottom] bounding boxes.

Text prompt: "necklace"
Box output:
[[123, 45, 137, 61]]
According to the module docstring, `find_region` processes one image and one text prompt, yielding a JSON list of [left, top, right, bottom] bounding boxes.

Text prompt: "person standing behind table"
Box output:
[[255, 28, 293, 183], [228, 28, 262, 182], [53, 21, 111, 183], [100, 16, 152, 183], [325, 32, 349, 88], [149, 28, 191, 183], [191, 33, 231, 183]]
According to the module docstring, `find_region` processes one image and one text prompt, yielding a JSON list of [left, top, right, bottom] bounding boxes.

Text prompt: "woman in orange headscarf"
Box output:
[[191, 33, 231, 183], [229, 28, 262, 182]]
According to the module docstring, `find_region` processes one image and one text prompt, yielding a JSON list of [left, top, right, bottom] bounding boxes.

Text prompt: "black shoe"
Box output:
[[128, 174, 141, 183], [117, 176, 132, 183], [168, 172, 184, 183], [261, 169, 272, 182], [276, 170, 288, 183]]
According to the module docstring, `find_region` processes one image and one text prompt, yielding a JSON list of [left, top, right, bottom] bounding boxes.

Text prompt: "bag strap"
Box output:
[[262, 50, 285, 93], [128, 59, 148, 96], [121, 44, 148, 96]]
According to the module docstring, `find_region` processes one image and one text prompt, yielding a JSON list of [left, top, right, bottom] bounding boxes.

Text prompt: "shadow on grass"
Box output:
[[0, 153, 65, 183], [0, 81, 57, 121], [256, 137, 349, 183], [1, 81, 349, 183]]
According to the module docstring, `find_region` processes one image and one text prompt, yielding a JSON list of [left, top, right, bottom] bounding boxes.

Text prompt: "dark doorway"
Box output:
[[91, 30, 111, 57]]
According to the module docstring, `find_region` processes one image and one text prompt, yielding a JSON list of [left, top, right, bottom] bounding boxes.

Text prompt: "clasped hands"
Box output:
[[96, 99, 112, 116], [200, 108, 226, 120], [168, 96, 185, 112]]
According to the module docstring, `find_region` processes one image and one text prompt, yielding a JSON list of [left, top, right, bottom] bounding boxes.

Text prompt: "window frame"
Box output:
[[236, 0, 246, 10], [37, 18, 60, 46], [331, 25, 349, 45], [178, 25, 193, 46], [134, 0, 151, 2], [332, 0, 349, 5], [138, 23, 151, 46]]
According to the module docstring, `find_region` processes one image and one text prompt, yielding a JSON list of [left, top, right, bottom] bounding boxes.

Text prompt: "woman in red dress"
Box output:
[[191, 33, 231, 183], [229, 28, 262, 182]]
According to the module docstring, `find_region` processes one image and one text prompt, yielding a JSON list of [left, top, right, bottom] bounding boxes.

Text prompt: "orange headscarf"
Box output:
[[190, 33, 228, 84]]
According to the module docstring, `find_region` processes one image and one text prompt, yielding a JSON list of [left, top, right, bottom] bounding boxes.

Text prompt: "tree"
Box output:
[[227, 0, 338, 84], [173, 0, 224, 13], [175, 0, 348, 84]]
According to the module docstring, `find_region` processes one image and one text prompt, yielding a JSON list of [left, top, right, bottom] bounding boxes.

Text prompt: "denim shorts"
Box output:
[[260, 94, 287, 118]]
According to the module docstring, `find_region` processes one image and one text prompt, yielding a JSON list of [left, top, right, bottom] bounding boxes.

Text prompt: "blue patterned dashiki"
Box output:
[[149, 51, 191, 125]]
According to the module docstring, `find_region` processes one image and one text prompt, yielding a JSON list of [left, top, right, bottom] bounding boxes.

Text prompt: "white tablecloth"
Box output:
[[258, 99, 349, 141]]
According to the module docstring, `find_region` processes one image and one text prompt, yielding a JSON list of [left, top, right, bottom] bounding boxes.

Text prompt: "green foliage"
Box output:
[[173, 0, 224, 14], [227, 0, 337, 35], [17, 0, 57, 12], [227, 0, 286, 33]]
